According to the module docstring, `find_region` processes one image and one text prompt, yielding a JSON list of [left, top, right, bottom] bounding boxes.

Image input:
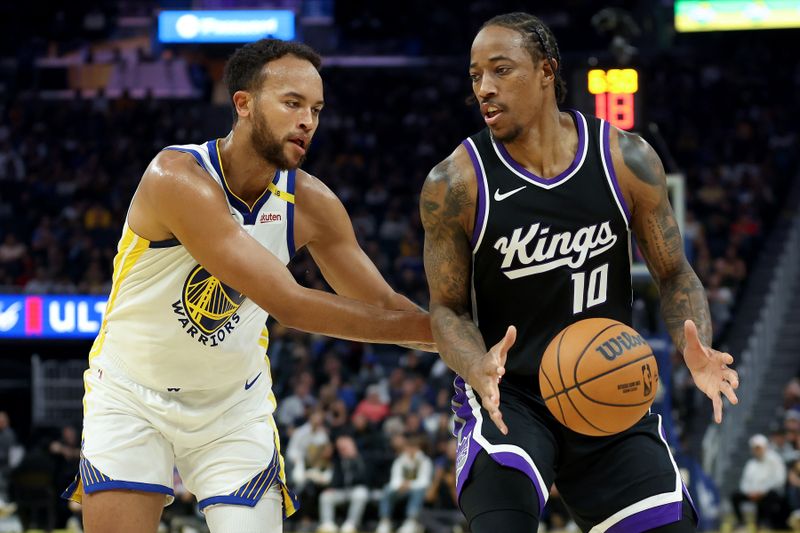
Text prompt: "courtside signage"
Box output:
[[158, 10, 295, 43], [0, 295, 107, 339]]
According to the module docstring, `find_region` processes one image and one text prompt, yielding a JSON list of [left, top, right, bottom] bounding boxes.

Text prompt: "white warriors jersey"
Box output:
[[91, 139, 298, 392]]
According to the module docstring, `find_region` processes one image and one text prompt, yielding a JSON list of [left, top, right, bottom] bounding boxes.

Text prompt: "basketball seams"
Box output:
[[539, 367, 567, 424], [572, 322, 626, 386], [557, 322, 615, 435], [563, 389, 614, 435], [540, 318, 657, 437], [575, 354, 658, 407], [541, 352, 655, 401], [554, 325, 571, 394]]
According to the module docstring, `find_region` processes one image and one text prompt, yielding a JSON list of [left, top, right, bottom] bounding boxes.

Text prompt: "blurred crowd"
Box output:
[[0, 6, 799, 532], [728, 378, 800, 531]]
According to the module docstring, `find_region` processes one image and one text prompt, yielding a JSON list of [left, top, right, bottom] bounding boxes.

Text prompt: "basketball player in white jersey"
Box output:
[[63, 39, 434, 533]]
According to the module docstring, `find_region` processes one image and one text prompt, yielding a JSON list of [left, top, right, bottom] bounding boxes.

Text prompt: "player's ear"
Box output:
[[232, 90, 253, 120], [542, 59, 558, 83]]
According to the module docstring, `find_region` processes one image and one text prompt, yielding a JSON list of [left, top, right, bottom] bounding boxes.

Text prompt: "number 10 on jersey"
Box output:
[[571, 264, 609, 314]]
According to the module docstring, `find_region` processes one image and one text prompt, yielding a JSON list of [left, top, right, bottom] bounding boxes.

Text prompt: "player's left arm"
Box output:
[[612, 127, 739, 422], [295, 171, 435, 351]]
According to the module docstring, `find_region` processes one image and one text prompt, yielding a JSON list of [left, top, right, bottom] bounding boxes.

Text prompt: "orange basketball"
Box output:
[[538, 318, 658, 437]]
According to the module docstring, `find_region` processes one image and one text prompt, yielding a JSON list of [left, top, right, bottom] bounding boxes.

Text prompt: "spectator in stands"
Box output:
[[771, 424, 800, 465], [786, 409, 800, 442], [49, 425, 80, 527], [785, 379, 800, 411], [353, 384, 390, 425], [349, 412, 393, 489], [376, 435, 432, 533], [730, 433, 788, 529], [787, 458, 800, 531], [276, 371, 317, 430], [419, 439, 464, 533], [317, 435, 370, 533], [287, 409, 333, 528], [0, 234, 26, 279], [0, 412, 17, 502]]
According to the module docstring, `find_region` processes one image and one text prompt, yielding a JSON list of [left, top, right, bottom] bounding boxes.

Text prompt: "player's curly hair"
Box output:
[[223, 39, 322, 122], [482, 12, 567, 104]]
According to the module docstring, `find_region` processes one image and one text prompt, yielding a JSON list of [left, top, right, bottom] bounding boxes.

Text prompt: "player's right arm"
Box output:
[[127, 150, 432, 345], [420, 146, 515, 434]]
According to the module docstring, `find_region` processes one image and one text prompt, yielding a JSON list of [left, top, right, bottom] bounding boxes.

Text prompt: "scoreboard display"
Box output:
[[573, 67, 642, 132]]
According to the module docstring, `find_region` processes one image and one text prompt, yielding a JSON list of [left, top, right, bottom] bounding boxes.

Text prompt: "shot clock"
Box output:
[[571, 67, 642, 132]]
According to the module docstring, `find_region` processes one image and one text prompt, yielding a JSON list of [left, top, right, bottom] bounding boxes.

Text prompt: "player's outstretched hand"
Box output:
[[683, 320, 739, 423], [468, 325, 516, 435]]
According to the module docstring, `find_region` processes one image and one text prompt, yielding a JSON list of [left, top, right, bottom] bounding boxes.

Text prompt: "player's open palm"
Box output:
[[468, 325, 516, 435], [683, 320, 739, 423]]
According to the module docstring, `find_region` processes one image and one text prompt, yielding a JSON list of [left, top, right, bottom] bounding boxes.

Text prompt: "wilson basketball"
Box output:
[[539, 318, 658, 437]]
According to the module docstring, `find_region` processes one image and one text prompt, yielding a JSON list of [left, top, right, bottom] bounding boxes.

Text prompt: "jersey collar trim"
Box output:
[[206, 139, 282, 225], [491, 109, 588, 190]]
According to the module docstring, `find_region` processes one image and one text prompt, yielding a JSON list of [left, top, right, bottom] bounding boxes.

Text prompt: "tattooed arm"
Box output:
[[420, 146, 516, 434], [613, 128, 738, 422]]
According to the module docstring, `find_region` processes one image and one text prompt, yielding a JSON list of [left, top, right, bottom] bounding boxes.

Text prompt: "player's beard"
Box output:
[[250, 111, 307, 170], [493, 123, 524, 144]]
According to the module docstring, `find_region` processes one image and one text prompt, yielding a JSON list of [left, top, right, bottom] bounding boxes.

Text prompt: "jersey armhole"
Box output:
[[286, 169, 297, 258], [598, 121, 632, 227], [461, 139, 489, 252]]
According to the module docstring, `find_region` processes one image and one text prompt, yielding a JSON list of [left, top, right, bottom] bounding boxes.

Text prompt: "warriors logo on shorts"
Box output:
[[182, 265, 245, 334]]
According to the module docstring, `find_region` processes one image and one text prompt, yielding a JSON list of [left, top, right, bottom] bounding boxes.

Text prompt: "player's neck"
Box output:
[[501, 107, 577, 180], [217, 131, 279, 205]]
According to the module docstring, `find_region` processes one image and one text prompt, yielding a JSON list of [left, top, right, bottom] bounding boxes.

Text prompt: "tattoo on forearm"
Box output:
[[421, 159, 487, 376], [619, 129, 713, 351], [660, 269, 712, 351], [431, 305, 488, 377]]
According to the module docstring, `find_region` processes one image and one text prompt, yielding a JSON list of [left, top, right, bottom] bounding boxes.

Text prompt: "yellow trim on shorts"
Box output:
[[89, 225, 149, 360], [269, 415, 297, 517]]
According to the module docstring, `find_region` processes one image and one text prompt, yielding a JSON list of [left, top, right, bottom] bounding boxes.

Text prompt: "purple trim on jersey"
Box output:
[[452, 375, 547, 513], [494, 109, 586, 186], [606, 500, 683, 533], [461, 140, 487, 249], [491, 450, 546, 512], [452, 376, 472, 434], [455, 416, 479, 496], [286, 169, 297, 257], [658, 418, 698, 521], [602, 121, 632, 225], [683, 485, 698, 520]]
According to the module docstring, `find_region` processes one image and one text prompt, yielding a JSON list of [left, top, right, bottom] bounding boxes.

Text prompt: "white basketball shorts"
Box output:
[[63, 353, 298, 517]]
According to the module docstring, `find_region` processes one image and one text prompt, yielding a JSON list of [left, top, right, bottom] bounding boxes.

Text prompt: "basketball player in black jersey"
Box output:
[[421, 12, 740, 533]]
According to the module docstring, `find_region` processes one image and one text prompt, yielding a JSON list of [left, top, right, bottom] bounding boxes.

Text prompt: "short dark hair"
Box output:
[[481, 12, 567, 104], [223, 38, 322, 121]]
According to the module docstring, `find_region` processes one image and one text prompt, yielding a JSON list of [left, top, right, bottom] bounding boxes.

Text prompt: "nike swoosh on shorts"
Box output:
[[245, 372, 262, 390]]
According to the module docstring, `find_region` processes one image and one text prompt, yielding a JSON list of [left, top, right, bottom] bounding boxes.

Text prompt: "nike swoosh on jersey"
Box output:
[[244, 372, 262, 390], [493, 186, 527, 201]]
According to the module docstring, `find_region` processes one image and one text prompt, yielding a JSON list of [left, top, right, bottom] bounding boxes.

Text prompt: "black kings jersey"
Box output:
[[465, 111, 633, 394]]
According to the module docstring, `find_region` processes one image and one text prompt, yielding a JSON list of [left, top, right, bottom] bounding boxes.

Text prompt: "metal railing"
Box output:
[[31, 355, 87, 428], [709, 214, 800, 488]]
